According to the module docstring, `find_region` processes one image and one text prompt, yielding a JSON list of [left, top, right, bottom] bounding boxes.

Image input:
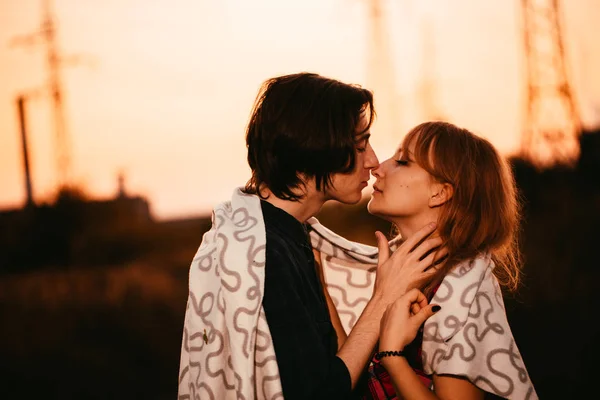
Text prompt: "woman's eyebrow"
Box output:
[[396, 148, 414, 158]]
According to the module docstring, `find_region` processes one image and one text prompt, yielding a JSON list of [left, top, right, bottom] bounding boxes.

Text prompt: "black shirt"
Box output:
[[261, 200, 354, 399]]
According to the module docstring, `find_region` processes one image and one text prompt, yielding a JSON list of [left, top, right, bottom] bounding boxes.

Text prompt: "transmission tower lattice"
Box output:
[[12, 0, 75, 190], [521, 0, 581, 167]]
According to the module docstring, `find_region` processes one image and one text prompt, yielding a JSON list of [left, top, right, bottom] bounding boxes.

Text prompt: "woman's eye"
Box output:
[[395, 159, 408, 165], [357, 147, 367, 153]]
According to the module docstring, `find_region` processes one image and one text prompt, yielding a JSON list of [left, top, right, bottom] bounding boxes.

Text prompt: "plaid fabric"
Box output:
[[362, 330, 433, 400]]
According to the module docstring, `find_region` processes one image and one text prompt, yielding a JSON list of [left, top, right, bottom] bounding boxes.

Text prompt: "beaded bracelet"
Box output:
[[374, 350, 405, 360]]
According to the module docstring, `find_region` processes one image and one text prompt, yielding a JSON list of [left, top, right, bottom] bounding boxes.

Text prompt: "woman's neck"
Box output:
[[392, 210, 440, 240]]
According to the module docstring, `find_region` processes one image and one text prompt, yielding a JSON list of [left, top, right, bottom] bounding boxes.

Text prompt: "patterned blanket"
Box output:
[[178, 189, 282, 400], [178, 188, 538, 399], [310, 222, 538, 399]]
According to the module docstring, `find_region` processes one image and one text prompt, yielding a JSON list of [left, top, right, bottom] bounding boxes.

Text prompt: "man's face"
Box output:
[[326, 112, 379, 204]]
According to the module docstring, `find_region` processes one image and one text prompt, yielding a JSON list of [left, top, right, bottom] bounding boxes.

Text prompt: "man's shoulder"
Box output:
[[264, 228, 297, 256]]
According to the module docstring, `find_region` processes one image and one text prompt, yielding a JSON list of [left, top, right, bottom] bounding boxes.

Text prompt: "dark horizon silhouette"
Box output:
[[0, 127, 598, 399]]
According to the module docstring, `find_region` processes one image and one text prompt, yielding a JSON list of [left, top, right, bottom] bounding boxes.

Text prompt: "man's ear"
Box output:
[[429, 182, 453, 208]]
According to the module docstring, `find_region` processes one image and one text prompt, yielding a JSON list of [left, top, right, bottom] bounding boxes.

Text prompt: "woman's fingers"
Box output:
[[412, 304, 441, 327], [403, 289, 440, 324], [405, 289, 431, 317], [410, 302, 422, 315], [380, 290, 441, 351], [404, 288, 428, 304], [416, 293, 429, 310]]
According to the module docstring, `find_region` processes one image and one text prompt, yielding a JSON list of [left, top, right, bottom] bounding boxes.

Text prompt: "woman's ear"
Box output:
[[429, 183, 454, 208]]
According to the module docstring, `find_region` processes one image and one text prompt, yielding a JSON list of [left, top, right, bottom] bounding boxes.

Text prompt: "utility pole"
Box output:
[[521, 0, 581, 167], [17, 95, 35, 208], [11, 0, 80, 191]]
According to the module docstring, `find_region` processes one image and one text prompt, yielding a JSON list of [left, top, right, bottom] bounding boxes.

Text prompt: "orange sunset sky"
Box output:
[[1, 0, 599, 219]]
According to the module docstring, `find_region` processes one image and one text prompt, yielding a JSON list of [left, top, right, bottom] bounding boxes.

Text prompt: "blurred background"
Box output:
[[0, 0, 598, 398]]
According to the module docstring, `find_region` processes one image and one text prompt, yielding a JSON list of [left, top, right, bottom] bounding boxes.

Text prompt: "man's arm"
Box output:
[[336, 295, 386, 386], [335, 223, 446, 388]]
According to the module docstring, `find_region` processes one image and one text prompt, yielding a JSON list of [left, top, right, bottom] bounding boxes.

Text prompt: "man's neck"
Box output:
[[260, 187, 325, 223]]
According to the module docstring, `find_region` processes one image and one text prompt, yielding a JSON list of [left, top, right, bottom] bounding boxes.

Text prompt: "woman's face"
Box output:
[[367, 138, 437, 221]]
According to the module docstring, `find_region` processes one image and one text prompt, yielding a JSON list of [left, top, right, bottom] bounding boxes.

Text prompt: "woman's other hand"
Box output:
[[379, 288, 440, 353]]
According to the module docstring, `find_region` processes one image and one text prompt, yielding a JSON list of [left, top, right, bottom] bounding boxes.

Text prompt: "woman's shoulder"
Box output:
[[421, 253, 536, 399], [425, 254, 503, 340]]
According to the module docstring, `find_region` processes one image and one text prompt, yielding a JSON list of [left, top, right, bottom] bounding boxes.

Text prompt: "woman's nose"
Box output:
[[371, 162, 383, 179], [372, 158, 393, 179]]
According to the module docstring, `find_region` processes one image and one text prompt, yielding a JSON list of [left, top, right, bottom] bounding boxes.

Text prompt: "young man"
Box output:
[[178, 73, 442, 399]]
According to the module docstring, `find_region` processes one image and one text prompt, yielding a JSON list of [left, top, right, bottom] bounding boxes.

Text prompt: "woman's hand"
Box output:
[[379, 288, 440, 353]]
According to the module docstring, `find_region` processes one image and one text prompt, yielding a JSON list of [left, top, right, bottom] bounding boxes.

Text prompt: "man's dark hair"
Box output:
[[244, 72, 375, 201]]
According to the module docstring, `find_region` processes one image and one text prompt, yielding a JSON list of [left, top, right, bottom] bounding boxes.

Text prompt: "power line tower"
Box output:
[[521, 0, 581, 167], [364, 0, 401, 153], [11, 0, 78, 191]]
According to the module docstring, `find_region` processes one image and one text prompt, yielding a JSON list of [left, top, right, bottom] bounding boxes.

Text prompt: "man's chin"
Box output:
[[336, 192, 363, 205]]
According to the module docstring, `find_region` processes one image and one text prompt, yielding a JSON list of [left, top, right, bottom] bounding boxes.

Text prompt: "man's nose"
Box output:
[[364, 143, 379, 170]]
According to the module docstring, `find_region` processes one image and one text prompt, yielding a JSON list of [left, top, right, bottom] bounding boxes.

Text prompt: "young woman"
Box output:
[[362, 121, 538, 399]]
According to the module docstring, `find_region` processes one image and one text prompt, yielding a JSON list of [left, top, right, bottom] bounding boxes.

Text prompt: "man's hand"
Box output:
[[372, 222, 447, 307], [335, 222, 447, 389]]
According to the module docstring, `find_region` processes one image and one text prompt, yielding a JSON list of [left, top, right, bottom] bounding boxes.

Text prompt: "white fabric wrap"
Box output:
[[307, 219, 538, 400], [178, 189, 537, 399], [178, 189, 282, 400], [421, 255, 538, 399]]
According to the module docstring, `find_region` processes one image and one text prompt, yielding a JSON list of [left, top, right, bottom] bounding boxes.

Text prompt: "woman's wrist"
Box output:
[[378, 341, 405, 353], [374, 349, 405, 360], [378, 349, 408, 369]]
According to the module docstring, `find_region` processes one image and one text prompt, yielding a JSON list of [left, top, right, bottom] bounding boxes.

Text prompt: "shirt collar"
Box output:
[[260, 200, 309, 243]]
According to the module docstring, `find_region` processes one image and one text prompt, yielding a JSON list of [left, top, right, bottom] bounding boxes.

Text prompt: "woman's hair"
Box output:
[[402, 121, 522, 294], [244, 72, 375, 201]]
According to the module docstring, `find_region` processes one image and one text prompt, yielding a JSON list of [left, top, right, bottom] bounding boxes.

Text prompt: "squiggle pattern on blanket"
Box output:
[[421, 257, 538, 399], [322, 256, 374, 334], [178, 195, 283, 400]]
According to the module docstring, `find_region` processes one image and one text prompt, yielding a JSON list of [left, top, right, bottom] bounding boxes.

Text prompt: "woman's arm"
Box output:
[[430, 375, 485, 400], [378, 290, 485, 400], [313, 249, 347, 350], [382, 358, 484, 400]]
